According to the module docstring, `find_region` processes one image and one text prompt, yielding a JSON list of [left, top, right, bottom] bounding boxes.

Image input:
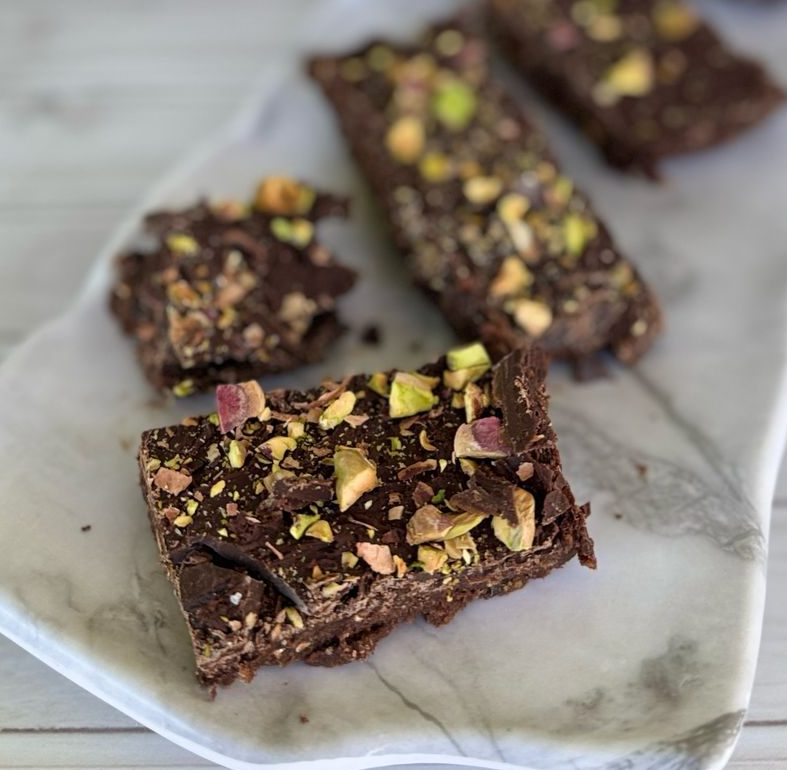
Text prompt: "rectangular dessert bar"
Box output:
[[138, 343, 595, 687], [110, 177, 356, 396], [487, 0, 784, 176], [309, 22, 662, 368]]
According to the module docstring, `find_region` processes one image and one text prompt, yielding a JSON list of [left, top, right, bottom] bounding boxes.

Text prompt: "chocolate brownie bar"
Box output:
[[111, 178, 356, 396], [309, 23, 662, 367], [138, 343, 594, 687], [488, 0, 784, 176]]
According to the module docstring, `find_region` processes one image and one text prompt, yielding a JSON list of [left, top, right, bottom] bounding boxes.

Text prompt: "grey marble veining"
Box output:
[[0, 2, 785, 769]]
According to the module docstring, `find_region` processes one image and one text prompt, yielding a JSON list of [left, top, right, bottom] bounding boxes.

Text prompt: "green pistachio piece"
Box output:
[[227, 439, 247, 469], [290, 512, 321, 540], [653, 1, 699, 41], [284, 606, 304, 629], [454, 416, 511, 459], [334, 446, 379, 512], [305, 519, 334, 543], [385, 116, 425, 164], [509, 298, 553, 338], [261, 436, 298, 461], [446, 342, 491, 373], [406, 504, 486, 545], [254, 176, 315, 216], [432, 77, 477, 130], [417, 545, 448, 574], [355, 542, 395, 574], [319, 391, 357, 430], [165, 234, 199, 256], [341, 551, 360, 569], [367, 372, 390, 397], [389, 371, 439, 418], [270, 217, 314, 247], [492, 488, 536, 552]]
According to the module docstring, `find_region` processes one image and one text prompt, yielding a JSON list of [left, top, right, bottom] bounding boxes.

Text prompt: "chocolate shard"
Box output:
[[487, 0, 785, 177], [110, 177, 356, 396], [138, 342, 594, 687], [309, 21, 662, 368]]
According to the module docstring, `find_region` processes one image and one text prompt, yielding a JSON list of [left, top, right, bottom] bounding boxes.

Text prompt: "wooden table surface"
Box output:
[[0, 1, 785, 767]]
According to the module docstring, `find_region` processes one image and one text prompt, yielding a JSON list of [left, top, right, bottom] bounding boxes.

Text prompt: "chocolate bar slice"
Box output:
[[110, 178, 356, 396], [309, 24, 662, 367], [138, 343, 594, 687], [488, 0, 784, 176]]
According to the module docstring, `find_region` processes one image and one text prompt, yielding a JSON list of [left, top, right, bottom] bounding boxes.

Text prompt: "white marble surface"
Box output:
[[1, 1, 787, 769]]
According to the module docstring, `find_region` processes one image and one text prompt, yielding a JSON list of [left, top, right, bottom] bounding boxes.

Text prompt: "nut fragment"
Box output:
[[443, 532, 477, 561], [406, 504, 486, 545], [152, 467, 192, 495], [290, 512, 321, 540], [305, 519, 334, 543], [261, 436, 298, 461], [284, 606, 304, 629], [454, 417, 512, 460], [492, 488, 536, 552], [563, 213, 597, 257], [334, 446, 379, 512], [367, 372, 389, 397], [253, 176, 315, 215], [165, 233, 199, 256], [341, 551, 359, 569], [417, 545, 448, 574], [446, 341, 491, 373], [489, 256, 533, 299], [510, 298, 553, 338], [388, 505, 405, 521], [463, 382, 486, 423], [463, 176, 503, 206], [216, 381, 267, 433], [270, 217, 314, 248], [432, 77, 477, 130], [355, 542, 395, 575], [172, 513, 193, 528], [385, 116, 425, 164], [593, 48, 654, 106], [319, 391, 357, 431], [227, 440, 247, 469], [389, 371, 439, 418], [653, 1, 699, 41]]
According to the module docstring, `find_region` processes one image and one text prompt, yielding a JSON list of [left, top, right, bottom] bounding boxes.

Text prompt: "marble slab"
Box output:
[[0, 1, 786, 768]]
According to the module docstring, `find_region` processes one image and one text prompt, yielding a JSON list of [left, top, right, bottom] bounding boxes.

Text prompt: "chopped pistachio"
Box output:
[[209, 479, 226, 498], [321, 582, 344, 598], [341, 551, 360, 569], [454, 417, 511, 459], [355, 542, 395, 575], [216, 380, 266, 433], [253, 176, 315, 216], [432, 77, 477, 130], [284, 606, 304, 629], [334, 446, 379, 512], [287, 420, 305, 440], [418, 545, 448, 574], [319, 391, 357, 431], [593, 48, 654, 106], [510, 298, 553, 338], [464, 381, 487, 423], [389, 371, 439, 418], [290, 512, 321, 540], [388, 505, 405, 521], [438, 458, 449, 472], [172, 379, 195, 398], [458, 458, 478, 476], [385, 116, 425, 164], [305, 519, 334, 543], [393, 554, 408, 577], [367, 372, 389, 397], [261, 436, 298, 461], [446, 341, 491, 373], [431, 489, 446, 505], [463, 176, 503, 206], [492, 488, 536, 552], [435, 28, 464, 56], [418, 429, 437, 452], [563, 213, 597, 257], [406, 504, 486, 545], [389, 436, 403, 452], [419, 151, 453, 183], [443, 532, 477, 561], [186, 499, 199, 516], [489, 256, 534, 299], [166, 234, 199, 256], [227, 439, 247, 469], [172, 513, 193, 528], [653, 0, 699, 40], [152, 467, 192, 495], [270, 217, 314, 248]]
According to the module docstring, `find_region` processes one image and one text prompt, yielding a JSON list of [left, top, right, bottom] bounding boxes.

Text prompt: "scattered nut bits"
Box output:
[[492, 488, 536, 552], [454, 417, 512, 459], [389, 371, 439, 418], [253, 176, 316, 216], [334, 446, 379, 512]]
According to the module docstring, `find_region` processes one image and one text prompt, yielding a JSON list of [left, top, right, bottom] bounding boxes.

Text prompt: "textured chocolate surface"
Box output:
[[110, 179, 356, 395], [309, 22, 662, 366], [138, 346, 594, 687], [488, 0, 785, 176]]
